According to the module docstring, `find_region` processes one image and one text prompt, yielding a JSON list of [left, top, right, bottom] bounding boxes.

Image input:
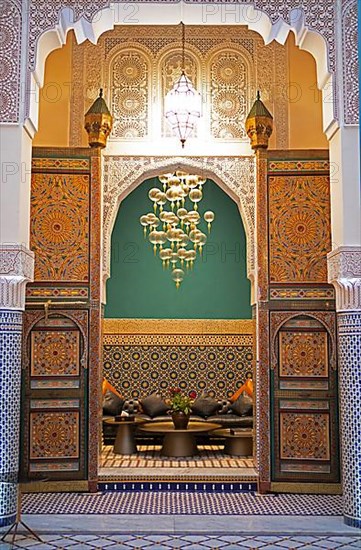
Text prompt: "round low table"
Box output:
[[104, 417, 145, 455], [213, 428, 253, 456], [138, 421, 221, 457]]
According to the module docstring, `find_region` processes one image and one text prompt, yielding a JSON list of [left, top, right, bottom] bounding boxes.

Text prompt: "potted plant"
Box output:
[[168, 388, 197, 429]]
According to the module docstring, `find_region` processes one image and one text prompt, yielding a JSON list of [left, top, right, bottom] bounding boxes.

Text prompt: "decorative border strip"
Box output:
[[98, 482, 257, 493], [26, 287, 89, 299], [31, 157, 90, 172], [103, 318, 254, 335], [103, 333, 254, 347], [270, 288, 335, 300], [268, 160, 330, 173]]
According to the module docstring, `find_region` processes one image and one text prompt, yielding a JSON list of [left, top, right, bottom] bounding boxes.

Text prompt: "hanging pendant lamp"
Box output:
[[164, 22, 202, 148]]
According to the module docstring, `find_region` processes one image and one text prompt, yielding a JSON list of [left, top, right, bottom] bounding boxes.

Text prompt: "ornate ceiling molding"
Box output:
[[102, 154, 256, 281]]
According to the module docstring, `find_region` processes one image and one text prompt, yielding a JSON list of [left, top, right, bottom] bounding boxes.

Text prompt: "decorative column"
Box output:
[[246, 92, 273, 492], [0, 245, 34, 527], [328, 246, 361, 528]]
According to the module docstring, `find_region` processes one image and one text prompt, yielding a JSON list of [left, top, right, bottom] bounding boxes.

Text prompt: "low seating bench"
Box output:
[[103, 398, 253, 446]]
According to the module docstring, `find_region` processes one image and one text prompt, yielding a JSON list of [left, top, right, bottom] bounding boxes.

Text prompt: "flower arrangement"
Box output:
[[168, 387, 197, 415]]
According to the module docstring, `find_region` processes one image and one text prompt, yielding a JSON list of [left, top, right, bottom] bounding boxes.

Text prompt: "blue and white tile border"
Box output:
[[0, 310, 23, 527], [328, 246, 361, 528], [0, 245, 34, 527]]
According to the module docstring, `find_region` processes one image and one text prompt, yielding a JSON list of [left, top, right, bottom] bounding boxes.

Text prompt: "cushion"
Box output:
[[230, 378, 253, 403], [230, 391, 253, 417], [191, 394, 219, 418], [103, 390, 125, 416], [140, 393, 169, 418], [102, 379, 123, 399]]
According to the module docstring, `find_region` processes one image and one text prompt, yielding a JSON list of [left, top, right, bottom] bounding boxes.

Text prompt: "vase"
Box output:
[[171, 411, 190, 430]]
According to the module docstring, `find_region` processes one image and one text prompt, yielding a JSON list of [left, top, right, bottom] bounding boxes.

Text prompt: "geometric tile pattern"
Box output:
[[31, 330, 80, 376], [30, 173, 90, 282], [337, 311, 361, 527], [30, 411, 79, 459], [0, 310, 23, 526], [280, 412, 330, 460], [279, 331, 328, 377], [101, 444, 254, 469], [21, 491, 344, 516], [269, 175, 331, 283], [2, 533, 361, 549], [103, 343, 254, 400]]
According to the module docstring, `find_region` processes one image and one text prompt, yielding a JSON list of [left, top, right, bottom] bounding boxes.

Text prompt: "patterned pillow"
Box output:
[[230, 378, 253, 403], [191, 394, 219, 418], [103, 390, 125, 416], [140, 393, 169, 418], [230, 391, 253, 417]]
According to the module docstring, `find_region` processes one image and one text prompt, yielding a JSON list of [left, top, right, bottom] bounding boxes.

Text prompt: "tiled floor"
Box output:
[[1, 532, 361, 549], [22, 492, 344, 516], [2, 492, 360, 549], [101, 445, 254, 470], [99, 444, 257, 482]]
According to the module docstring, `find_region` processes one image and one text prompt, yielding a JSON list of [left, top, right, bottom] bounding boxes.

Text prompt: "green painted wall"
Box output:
[[105, 177, 252, 319]]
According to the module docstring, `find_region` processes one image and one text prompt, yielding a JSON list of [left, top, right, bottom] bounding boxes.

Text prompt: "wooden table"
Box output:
[[213, 428, 253, 456], [104, 417, 145, 455], [138, 421, 221, 457]]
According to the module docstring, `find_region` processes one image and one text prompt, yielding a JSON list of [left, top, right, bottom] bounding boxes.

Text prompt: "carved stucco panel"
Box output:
[[342, 0, 359, 125], [69, 25, 288, 148], [0, 0, 22, 122]]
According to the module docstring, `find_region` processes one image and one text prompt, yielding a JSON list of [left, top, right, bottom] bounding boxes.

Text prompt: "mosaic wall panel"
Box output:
[[269, 174, 331, 283], [110, 49, 149, 138], [30, 172, 90, 282], [30, 411, 79, 459], [280, 412, 330, 461], [103, 332, 254, 400], [0, 311, 23, 526], [279, 331, 328, 378], [30, 330, 80, 377]]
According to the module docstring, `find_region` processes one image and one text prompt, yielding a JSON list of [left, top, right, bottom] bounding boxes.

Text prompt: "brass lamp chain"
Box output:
[[181, 21, 185, 72]]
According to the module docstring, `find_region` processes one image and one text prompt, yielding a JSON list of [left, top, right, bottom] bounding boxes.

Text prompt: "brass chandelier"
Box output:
[[140, 172, 215, 288]]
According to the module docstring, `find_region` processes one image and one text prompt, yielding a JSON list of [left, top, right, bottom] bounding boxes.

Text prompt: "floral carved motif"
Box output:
[[111, 49, 149, 138], [280, 412, 330, 460], [31, 330, 80, 377], [30, 411, 79, 459], [70, 25, 288, 148], [30, 173, 90, 282], [210, 50, 248, 139], [279, 331, 328, 378], [269, 175, 331, 284]]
